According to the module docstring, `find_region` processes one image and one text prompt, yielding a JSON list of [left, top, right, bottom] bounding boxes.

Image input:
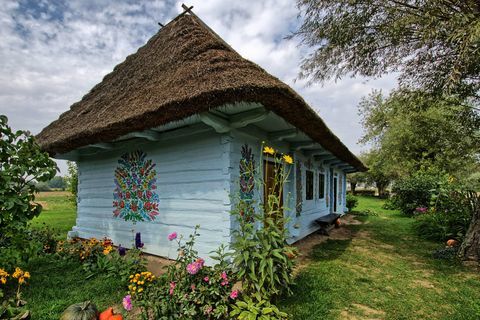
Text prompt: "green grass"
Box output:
[[19, 193, 480, 319], [30, 191, 77, 236], [281, 196, 480, 319], [20, 192, 124, 319]]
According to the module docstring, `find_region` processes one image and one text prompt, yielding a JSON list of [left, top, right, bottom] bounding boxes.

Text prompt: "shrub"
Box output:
[[391, 170, 445, 216], [413, 179, 473, 242], [346, 194, 358, 212], [353, 189, 376, 197], [230, 293, 288, 320]]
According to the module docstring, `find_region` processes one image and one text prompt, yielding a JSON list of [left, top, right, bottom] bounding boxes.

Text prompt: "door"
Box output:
[[263, 160, 283, 220], [333, 177, 338, 212]]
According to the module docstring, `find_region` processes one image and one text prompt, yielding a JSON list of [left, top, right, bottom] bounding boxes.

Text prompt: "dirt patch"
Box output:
[[340, 303, 386, 319], [144, 254, 175, 276], [36, 191, 72, 198]]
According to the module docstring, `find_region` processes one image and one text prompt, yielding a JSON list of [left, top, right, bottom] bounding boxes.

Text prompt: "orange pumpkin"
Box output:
[[335, 219, 341, 227], [99, 308, 114, 320], [109, 315, 123, 320], [446, 239, 458, 247]]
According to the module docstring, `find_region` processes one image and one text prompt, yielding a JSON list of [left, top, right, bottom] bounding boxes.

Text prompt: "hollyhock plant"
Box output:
[[168, 232, 177, 241], [229, 290, 239, 299], [122, 295, 132, 311]]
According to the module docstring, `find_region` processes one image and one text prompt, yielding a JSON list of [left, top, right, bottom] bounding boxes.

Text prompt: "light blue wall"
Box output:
[[72, 130, 231, 261]]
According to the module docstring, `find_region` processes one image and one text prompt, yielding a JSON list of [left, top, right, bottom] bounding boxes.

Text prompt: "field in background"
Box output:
[[31, 191, 76, 236]]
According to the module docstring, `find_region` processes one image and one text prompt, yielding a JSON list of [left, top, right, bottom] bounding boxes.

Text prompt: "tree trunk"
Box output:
[[458, 192, 480, 262], [350, 182, 357, 195]]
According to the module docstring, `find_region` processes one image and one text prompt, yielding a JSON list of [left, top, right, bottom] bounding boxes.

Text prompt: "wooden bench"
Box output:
[[314, 213, 342, 236]]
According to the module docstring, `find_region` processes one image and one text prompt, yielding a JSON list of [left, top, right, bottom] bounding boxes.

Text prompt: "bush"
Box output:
[[353, 189, 376, 197], [346, 194, 358, 212], [413, 179, 473, 242], [391, 170, 444, 216]]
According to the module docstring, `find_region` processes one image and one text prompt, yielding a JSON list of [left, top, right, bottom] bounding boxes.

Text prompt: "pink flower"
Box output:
[[196, 258, 205, 267], [204, 276, 209, 282], [191, 284, 196, 291], [221, 280, 229, 286], [229, 290, 239, 299], [204, 305, 213, 315], [169, 281, 176, 295], [168, 232, 178, 241], [186, 262, 200, 275], [221, 271, 228, 280], [122, 295, 132, 311]]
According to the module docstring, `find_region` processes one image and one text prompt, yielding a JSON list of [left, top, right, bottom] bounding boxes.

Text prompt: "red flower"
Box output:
[[120, 201, 125, 208]]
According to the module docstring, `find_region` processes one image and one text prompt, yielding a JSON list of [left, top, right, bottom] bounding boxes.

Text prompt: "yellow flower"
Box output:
[[132, 286, 137, 291], [24, 272, 30, 279], [12, 267, 23, 279], [18, 277, 25, 285], [138, 288, 144, 293], [0, 269, 9, 278], [0, 277, 6, 284], [283, 154, 293, 164], [263, 146, 275, 155], [129, 275, 134, 279]]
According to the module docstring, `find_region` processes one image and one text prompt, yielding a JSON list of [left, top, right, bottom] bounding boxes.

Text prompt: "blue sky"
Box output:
[[0, 0, 396, 175]]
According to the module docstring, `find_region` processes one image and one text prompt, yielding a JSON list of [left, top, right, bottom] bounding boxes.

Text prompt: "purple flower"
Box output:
[[122, 295, 132, 311], [168, 232, 177, 241], [186, 262, 200, 275], [118, 245, 126, 256], [135, 232, 144, 249], [415, 206, 428, 214]]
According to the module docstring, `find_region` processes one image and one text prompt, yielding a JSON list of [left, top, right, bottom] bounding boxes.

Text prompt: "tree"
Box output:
[[358, 89, 480, 179], [347, 172, 366, 195], [293, 0, 480, 99], [0, 115, 57, 241], [48, 176, 66, 190], [361, 149, 393, 198], [65, 161, 78, 200]]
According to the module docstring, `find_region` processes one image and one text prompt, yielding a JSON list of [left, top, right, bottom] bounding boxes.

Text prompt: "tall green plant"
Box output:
[[231, 146, 296, 301], [0, 115, 57, 243]]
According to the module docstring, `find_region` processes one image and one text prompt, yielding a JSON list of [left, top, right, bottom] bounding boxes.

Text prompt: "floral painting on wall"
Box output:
[[113, 150, 160, 223], [239, 144, 255, 200]]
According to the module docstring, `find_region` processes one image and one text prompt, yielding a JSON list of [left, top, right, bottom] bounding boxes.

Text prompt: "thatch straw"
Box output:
[[36, 14, 366, 171]]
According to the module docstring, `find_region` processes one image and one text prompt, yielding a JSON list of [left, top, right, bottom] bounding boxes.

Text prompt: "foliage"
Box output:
[[0, 267, 31, 319], [432, 246, 460, 261], [345, 194, 358, 212], [413, 179, 474, 241], [230, 293, 288, 320], [65, 161, 78, 201], [359, 150, 392, 198], [293, 0, 480, 99], [346, 172, 366, 195], [48, 176, 66, 190], [391, 170, 444, 216], [132, 228, 236, 319], [0, 115, 57, 243], [231, 146, 296, 301], [35, 181, 51, 192], [358, 90, 480, 178]]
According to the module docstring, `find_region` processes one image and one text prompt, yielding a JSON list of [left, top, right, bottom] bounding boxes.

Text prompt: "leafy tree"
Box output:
[[66, 161, 78, 200], [347, 172, 367, 195], [0, 115, 57, 241], [361, 149, 393, 198], [293, 0, 480, 99], [358, 90, 480, 178], [47, 176, 66, 190]]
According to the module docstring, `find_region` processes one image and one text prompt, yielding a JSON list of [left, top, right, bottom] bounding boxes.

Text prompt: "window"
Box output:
[[306, 170, 314, 200], [318, 173, 325, 199]]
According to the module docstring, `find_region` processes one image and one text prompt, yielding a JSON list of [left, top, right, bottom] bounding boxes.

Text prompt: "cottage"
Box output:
[[37, 10, 366, 260]]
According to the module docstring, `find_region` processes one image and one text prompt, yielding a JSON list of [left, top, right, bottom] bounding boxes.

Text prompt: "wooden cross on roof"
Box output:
[[158, 4, 194, 27]]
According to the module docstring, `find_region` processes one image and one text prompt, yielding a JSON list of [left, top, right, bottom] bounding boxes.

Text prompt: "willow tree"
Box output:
[[293, 0, 480, 99]]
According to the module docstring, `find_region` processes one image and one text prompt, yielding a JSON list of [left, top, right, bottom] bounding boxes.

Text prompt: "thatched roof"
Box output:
[[36, 13, 366, 171]]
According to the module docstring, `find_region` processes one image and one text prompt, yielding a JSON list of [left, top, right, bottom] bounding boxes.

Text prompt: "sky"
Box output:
[[0, 0, 396, 175]]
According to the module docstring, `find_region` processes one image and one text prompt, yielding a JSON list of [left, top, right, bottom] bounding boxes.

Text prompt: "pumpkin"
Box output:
[[335, 219, 341, 228], [109, 315, 124, 320], [61, 301, 98, 320], [446, 239, 458, 247], [99, 307, 114, 320]]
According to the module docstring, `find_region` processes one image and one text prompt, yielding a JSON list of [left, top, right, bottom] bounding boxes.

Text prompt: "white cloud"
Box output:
[[0, 0, 396, 174]]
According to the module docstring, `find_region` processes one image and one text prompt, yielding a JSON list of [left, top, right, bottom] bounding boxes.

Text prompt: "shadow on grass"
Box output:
[[309, 239, 353, 261]]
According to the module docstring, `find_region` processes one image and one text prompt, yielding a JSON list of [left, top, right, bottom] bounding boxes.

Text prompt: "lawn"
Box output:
[[23, 193, 480, 319], [281, 196, 480, 319]]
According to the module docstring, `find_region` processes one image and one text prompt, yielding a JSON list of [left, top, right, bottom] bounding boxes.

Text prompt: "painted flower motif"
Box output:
[[263, 146, 275, 155], [283, 154, 293, 164], [168, 232, 178, 241], [122, 295, 133, 311], [186, 262, 200, 275], [169, 281, 176, 295], [230, 290, 239, 299]]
